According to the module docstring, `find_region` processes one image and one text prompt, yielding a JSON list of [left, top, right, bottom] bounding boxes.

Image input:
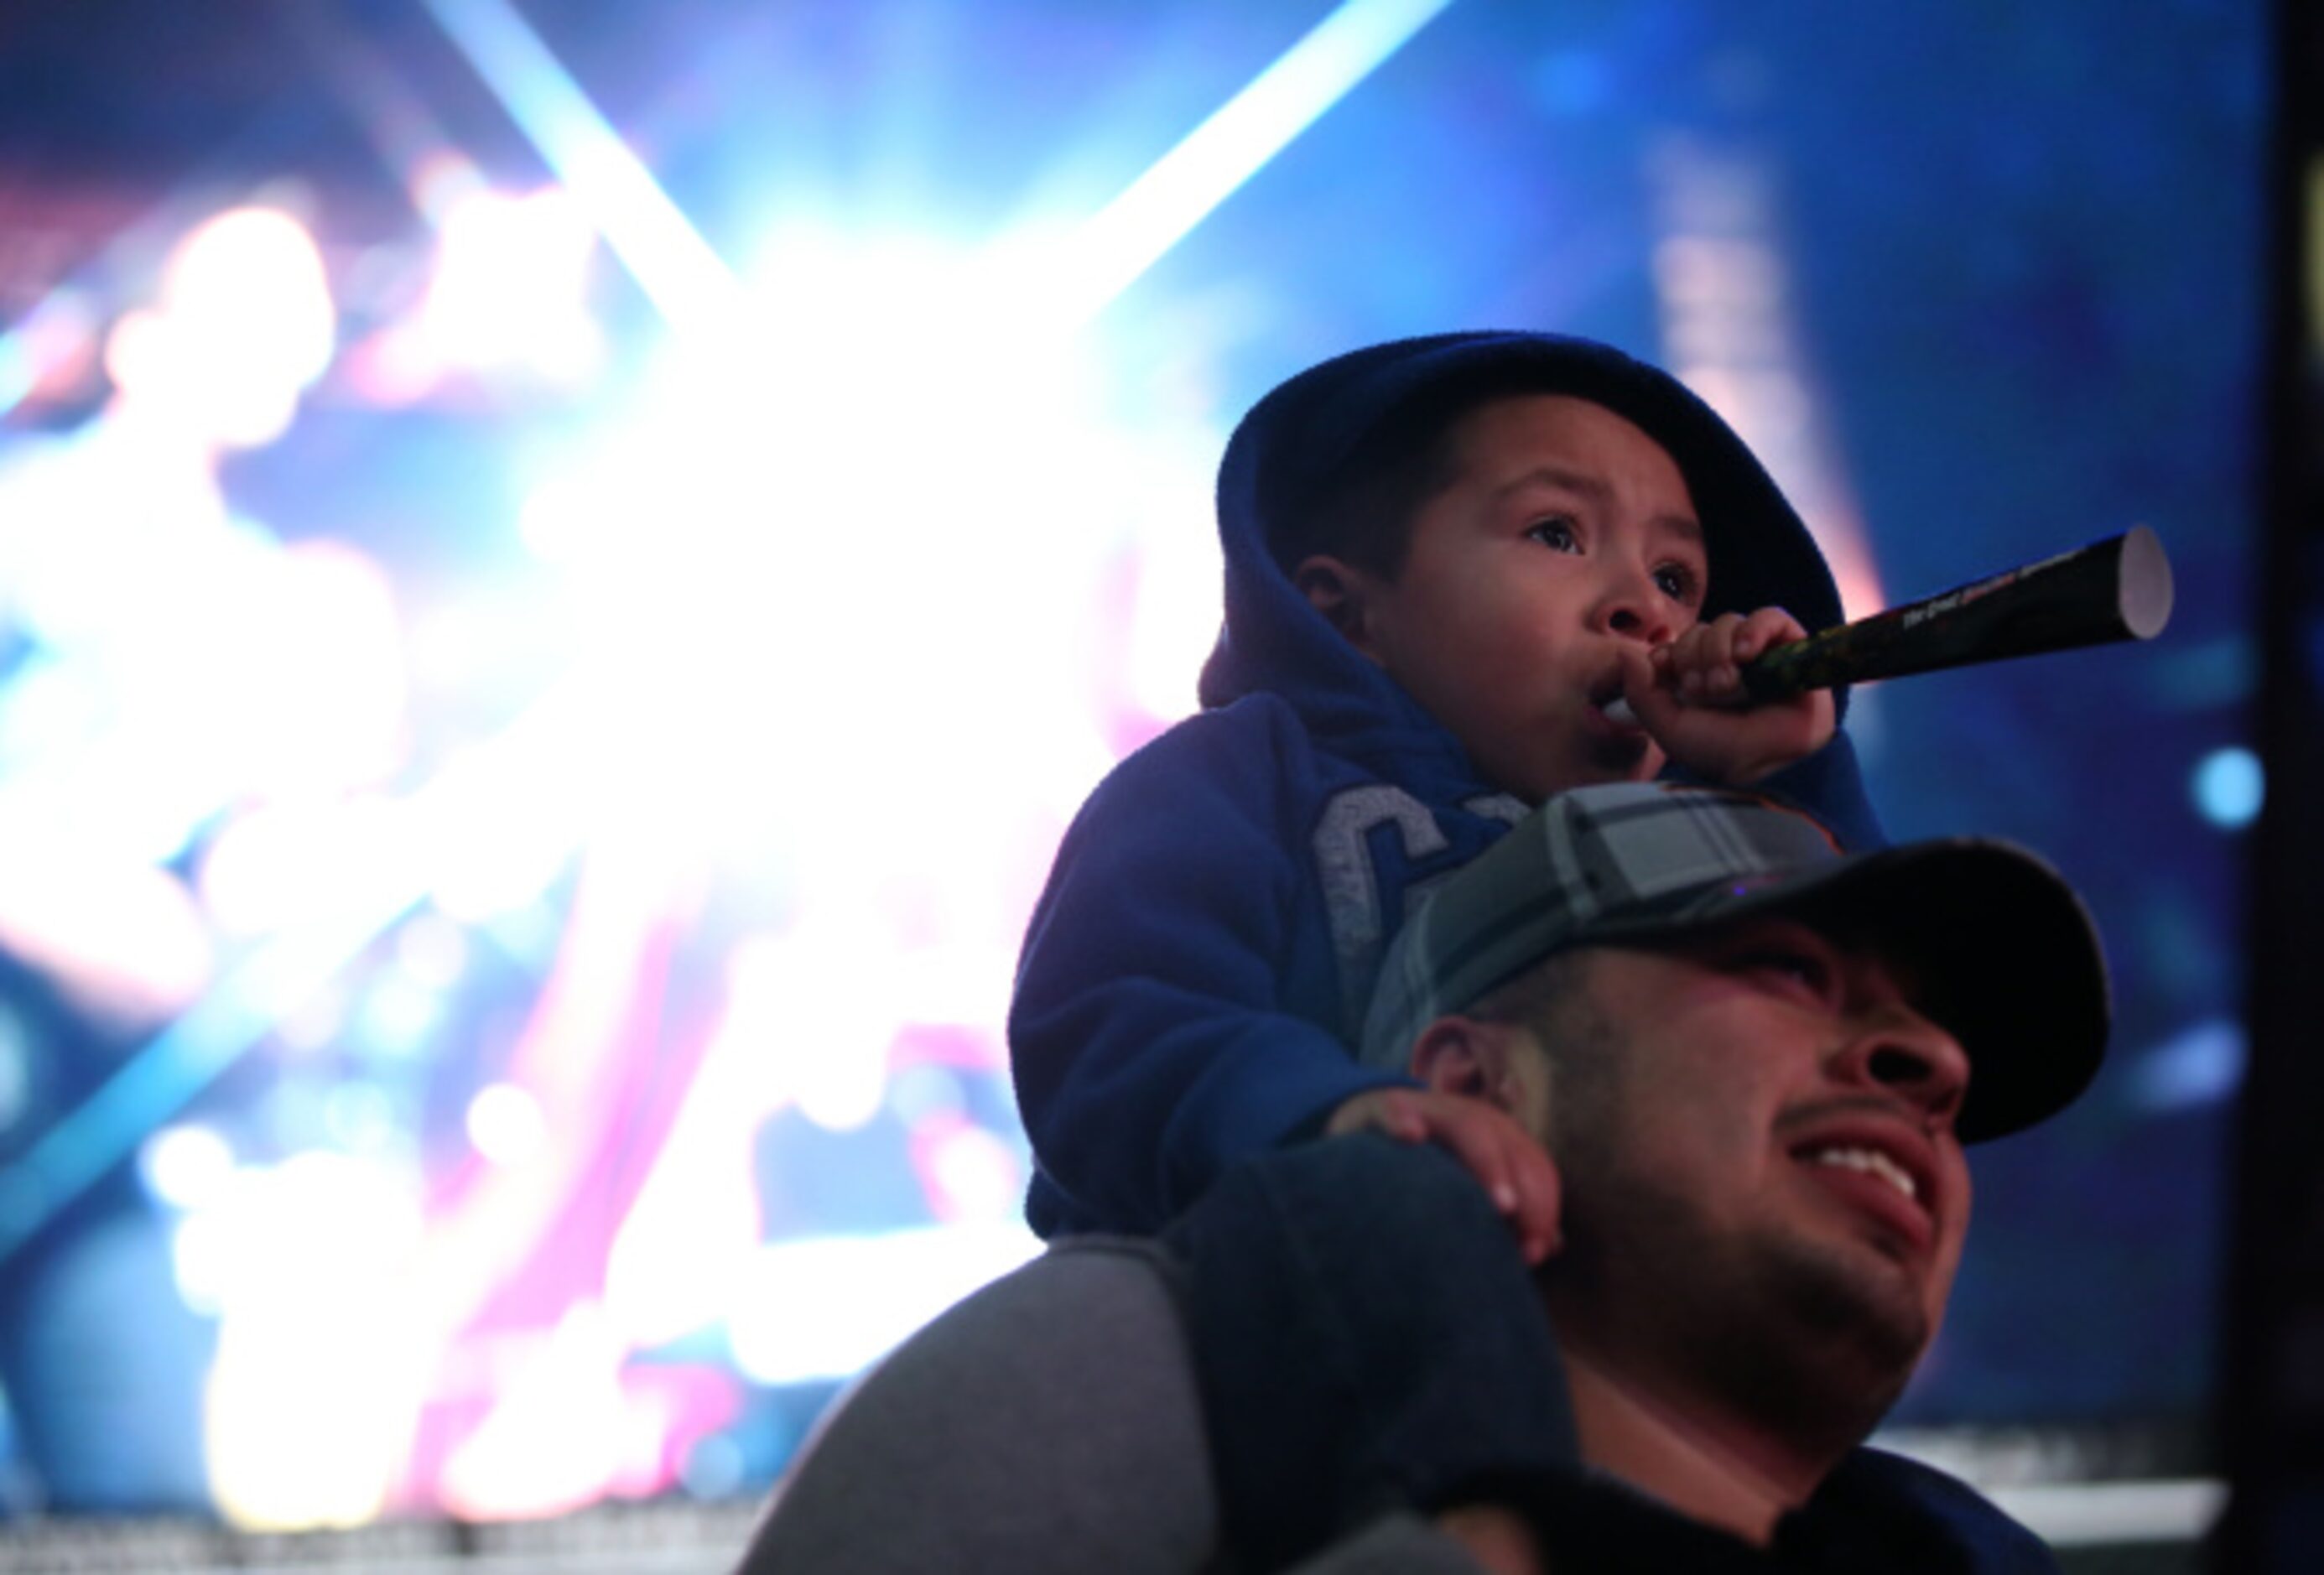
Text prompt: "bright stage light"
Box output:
[[418, 185, 605, 386], [467, 1081, 549, 1167], [139, 1123, 236, 1211], [414, 0, 1465, 922], [511, 220, 1145, 878], [725, 1223, 1041, 1386], [437, 1300, 629, 1522], [322, 1080, 399, 1155], [194, 1151, 429, 1530], [104, 206, 335, 451]]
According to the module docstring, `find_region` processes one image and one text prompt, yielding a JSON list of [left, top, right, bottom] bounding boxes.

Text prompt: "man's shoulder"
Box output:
[[871, 1236, 1189, 1369], [736, 1238, 1216, 1575], [902, 1239, 1181, 1375]]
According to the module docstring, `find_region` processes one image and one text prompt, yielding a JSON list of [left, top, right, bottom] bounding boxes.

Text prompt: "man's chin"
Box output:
[[1751, 1238, 1935, 1426]]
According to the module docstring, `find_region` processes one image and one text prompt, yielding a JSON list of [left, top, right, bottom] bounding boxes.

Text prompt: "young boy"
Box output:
[[1011, 330, 1878, 1244]]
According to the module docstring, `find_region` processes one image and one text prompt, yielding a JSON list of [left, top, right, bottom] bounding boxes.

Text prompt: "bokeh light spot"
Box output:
[[2191, 746, 2264, 829]]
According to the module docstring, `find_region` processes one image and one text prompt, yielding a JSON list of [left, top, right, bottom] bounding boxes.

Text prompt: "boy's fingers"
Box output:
[[1425, 1108, 1521, 1214], [1707, 615, 1757, 698], [1612, 650, 1675, 735], [1463, 1115, 1562, 1258], [1327, 1089, 1428, 1142], [1660, 617, 1754, 704], [1619, 644, 1675, 715], [1472, 1141, 1521, 1216], [1510, 1149, 1563, 1262], [1734, 606, 1805, 664], [1413, 1102, 1565, 1261], [1384, 1092, 1429, 1141], [1673, 622, 1729, 678]]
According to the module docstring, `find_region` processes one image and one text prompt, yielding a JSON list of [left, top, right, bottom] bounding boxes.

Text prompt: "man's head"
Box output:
[[1360, 782, 2109, 1442], [1213, 332, 1844, 798]]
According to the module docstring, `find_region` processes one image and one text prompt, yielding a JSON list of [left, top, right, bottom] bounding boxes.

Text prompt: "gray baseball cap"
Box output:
[[1360, 782, 2110, 1142]]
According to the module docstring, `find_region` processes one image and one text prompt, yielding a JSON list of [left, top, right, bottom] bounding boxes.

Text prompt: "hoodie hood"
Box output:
[[1197, 332, 1848, 760]]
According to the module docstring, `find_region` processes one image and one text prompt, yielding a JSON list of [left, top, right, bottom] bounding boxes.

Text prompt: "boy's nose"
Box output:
[[1595, 574, 1677, 645]]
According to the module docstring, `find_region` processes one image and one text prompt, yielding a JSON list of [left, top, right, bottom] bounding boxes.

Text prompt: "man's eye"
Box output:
[[1527, 517, 1580, 553], [1741, 950, 1829, 992]]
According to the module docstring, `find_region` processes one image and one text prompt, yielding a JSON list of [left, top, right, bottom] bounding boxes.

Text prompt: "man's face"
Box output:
[[1531, 912, 1974, 1427], [1328, 394, 1708, 800]]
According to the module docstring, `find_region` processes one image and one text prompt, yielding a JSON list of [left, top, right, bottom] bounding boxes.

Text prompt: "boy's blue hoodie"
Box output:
[[1011, 331, 1882, 1237]]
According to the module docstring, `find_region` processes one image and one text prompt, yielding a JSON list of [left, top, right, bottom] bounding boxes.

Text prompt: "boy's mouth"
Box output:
[[1588, 673, 1644, 734]]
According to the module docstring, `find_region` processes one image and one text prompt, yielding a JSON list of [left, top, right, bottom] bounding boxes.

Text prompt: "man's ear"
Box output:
[[1409, 1016, 1525, 1115], [1293, 554, 1383, 662]]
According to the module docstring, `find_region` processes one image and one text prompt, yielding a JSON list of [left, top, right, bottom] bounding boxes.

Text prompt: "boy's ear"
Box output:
[[1292, 554, 1383, 661]]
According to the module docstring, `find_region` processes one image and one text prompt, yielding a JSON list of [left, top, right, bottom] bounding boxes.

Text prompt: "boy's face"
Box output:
[[1302, 394, 1707, 799]]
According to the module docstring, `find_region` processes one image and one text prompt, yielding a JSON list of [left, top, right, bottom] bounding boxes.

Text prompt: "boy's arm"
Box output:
[[1011, 706, 1414, 1235]]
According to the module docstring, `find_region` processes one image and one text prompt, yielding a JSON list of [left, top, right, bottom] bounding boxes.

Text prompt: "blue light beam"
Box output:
[[1053, 0, 1458, 324], [419, 0, 746, 333], [427, 0, 1456, 334]]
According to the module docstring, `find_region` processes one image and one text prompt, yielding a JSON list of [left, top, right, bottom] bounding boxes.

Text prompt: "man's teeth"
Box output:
[[1810, 1146, 1917, 1202]]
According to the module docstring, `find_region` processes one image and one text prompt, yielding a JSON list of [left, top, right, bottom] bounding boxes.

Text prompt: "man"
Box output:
[[733, 782, 2109, 1573]]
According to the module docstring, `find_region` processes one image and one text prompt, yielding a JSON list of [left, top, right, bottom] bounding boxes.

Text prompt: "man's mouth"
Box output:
[[1805, 1145, 1917, 1202], [1787, 1124, 1941, 1253]]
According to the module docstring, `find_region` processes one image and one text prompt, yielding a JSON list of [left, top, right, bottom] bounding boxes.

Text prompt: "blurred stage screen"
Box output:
[[0, 0, 2266, 1546]]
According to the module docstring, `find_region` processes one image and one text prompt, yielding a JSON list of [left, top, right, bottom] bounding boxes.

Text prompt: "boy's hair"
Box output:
[[1268, 380, 1518, 581], [1221, 331, 1847, 635]]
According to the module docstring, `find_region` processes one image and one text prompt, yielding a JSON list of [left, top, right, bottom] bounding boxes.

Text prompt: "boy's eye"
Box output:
[[1526, 517, 1580, 553], [1654, 563, 1702, 603]]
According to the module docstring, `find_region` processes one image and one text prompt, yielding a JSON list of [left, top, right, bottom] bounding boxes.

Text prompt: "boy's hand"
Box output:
[[1325, 1089, 1562, 1264], [1619, 606, 1838, 785]]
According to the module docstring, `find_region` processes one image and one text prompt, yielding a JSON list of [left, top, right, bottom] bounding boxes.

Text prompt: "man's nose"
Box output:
[[1833, 1005, 1971, 1128]]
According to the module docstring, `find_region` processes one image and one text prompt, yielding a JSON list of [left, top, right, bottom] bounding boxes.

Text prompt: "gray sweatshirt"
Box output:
[[729, 1237, 1485, 1573]]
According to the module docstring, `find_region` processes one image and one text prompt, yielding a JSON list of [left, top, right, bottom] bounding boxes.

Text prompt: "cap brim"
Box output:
[[1588, 838, 2111, 1143]]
